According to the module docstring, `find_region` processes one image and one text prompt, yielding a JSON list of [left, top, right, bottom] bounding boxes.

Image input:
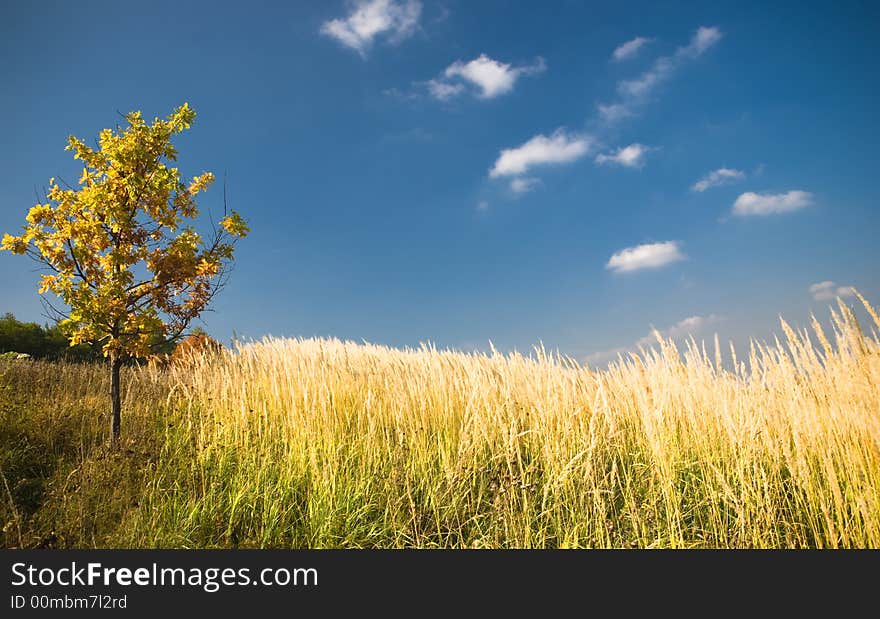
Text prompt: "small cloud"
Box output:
[[477, 200, 490, 211], [426, 54, 545, 100], [732, 190, 813, 216], [586, 313, 723, 366], [595, 143, 650, 168], [383, 86, 420, 100], [691, 167, 745, 192], [606, 241, 686, 274], [617, 56, 675, 98], [809, 281, 856, 301], [596, 102, 633, 123], [510, 177, 541, 195], [644, 314, 724, 345], [684, 26, 723, 57], [612, 36, 652, 62], [810, 281, 835, 300], [320, 0, 421, 57], [597, 25, 722, 125], [489, 129, 592, 178], [426, 79, 465, 100]]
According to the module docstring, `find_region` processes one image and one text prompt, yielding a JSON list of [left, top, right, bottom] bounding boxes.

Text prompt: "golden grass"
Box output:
[[2, 295, 879, 548]]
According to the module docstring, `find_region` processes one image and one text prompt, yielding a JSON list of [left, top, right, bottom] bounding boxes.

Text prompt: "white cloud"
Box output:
[[320, 0, 421, 56], [477, 200, 489, 211], [596, 102, 633, 123], [605, 241, 686, 273], [618, 56, 675, 98], [644, 314, 724, 345], [598, 25, 722, 124], [427, 54, 545, 100], [426, 79, 465, 100], [686, 26, 723, 57], [612, 36, 652, 62], [809, 281, 856, 301], [586, 313, 723, 366], [691, 167, 745, 192], [489, 129, 591, 178], [382, 86, 420, 100], [595, 143, 650, 168], [510, 177, 541, 194], [732, 190, 813, 216]]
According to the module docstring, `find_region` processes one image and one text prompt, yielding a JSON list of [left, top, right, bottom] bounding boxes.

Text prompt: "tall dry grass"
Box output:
[[2, 295, 879, 548], [130, 294, 879, 548]]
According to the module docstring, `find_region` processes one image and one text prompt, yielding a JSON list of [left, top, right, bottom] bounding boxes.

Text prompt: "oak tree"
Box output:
[[2, 103, 248, 440]]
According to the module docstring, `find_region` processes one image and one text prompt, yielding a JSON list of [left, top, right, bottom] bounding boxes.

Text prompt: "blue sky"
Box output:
[[1, 0, 878, 363]]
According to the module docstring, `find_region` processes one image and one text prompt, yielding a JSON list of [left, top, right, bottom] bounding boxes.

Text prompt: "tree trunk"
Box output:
[[110, 353, 122, 442]]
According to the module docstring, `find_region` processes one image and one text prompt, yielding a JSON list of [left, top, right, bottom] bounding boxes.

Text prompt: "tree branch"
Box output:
[[66, 238, 96, 290]]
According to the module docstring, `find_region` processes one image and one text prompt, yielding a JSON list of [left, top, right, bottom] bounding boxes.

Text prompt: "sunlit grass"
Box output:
[[2, 294, 879, 548]]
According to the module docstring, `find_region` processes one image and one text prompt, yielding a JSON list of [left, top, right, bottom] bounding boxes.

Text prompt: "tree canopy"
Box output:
[[1, 103, 248, 360]]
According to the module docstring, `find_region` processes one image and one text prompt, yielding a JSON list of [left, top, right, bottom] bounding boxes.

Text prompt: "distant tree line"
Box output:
[[1, 313, 96, 360], [0, 313, 176, 362]]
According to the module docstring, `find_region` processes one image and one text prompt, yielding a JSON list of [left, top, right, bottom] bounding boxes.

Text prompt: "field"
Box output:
[[1, 295, 879, 549]]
